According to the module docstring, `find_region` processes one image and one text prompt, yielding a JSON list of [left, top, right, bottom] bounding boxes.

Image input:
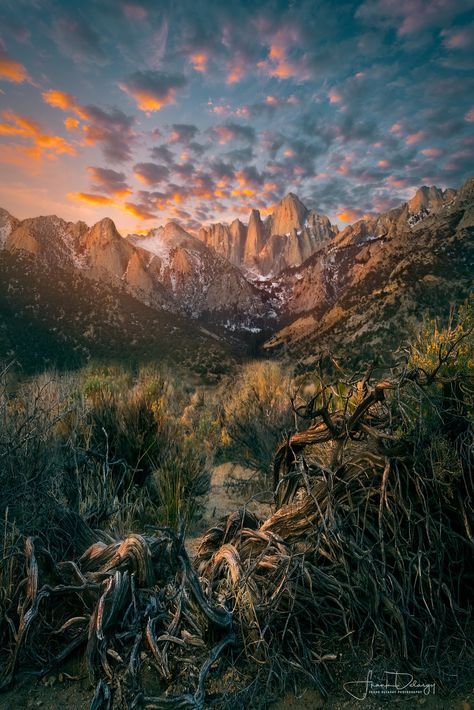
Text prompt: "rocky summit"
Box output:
[[0, 179, 472, 370], [198, 193, 338, 275]]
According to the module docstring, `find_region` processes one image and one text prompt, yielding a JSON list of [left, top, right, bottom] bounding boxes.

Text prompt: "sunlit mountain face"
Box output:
[[0, 0, 472, 234]]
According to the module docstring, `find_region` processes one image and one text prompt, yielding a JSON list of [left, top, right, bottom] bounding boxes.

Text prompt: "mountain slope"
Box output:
[[264, 180, 474, 364], [0, 178, 472, 372], [1, 210, 268, 328], [127, 221, 267, 325]]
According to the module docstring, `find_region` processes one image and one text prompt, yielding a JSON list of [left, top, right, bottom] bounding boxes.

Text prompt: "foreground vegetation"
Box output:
[[0, 301, 473, 707]]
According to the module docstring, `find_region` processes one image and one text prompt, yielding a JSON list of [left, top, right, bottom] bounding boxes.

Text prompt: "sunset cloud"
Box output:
[[81, 105, 136, 163], [0, 0, 471, 232], [190, 53, 208, 72], [42, 90, 136, 162], [123, 201, 156, 220], [0, 111, 76, 161], [42, 89, 88, 119], [209, 123, 255, 145], [337, 209, 367, 222], [87, 166, 131, 197], [67, 192, 116, 206], [133, 162, 169, 186], [119, 70, 187, 112], [0, 46, 29, 83], [168, 124, 199, 144], [406, 130, 425, 145]]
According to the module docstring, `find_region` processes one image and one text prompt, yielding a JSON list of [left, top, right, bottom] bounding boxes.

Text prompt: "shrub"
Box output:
[[220, 360, 294, 476]]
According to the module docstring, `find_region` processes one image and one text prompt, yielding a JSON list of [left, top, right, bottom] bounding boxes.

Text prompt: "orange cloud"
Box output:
[[329, 91, 342, 104], [420, 147, 441, 157], [119, 71, 186, 113], [378, 159, 390, 167], [406, 130, 425, 145], [124, 90, 168, 112], [68, 192, 116, 206], [338, 209, 363, 223], [387, 175, 409, 189], [190, 53, 208, 72], [212, 125, 234, 144], [0, 111, 76, 161], [122, 202, 156, 220], [258, 30, 307, 81], [0, 50, 29, 83], [64, 117, 80, 131], [42, 90, 88, 119], [227, 64, 244, 83]]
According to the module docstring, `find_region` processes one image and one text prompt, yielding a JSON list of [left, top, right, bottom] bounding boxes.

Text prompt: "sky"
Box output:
[[0, 0, 473, 234]]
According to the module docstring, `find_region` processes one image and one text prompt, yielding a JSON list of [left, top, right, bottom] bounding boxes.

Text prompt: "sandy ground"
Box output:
[[185, 462, 273, 557]]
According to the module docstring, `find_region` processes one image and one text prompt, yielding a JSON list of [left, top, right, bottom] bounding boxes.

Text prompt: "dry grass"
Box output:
[[0, 305, 472, 708]]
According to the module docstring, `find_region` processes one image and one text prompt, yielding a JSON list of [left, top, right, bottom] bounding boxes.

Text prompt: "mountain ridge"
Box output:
[[0, 178, 472, 370]]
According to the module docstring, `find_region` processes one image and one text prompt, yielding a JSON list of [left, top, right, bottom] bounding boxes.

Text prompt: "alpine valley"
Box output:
[[0, 178, 472, 373]]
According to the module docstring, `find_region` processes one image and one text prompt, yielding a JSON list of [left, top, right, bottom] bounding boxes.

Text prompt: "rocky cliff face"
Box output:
[[198, 193, 338, 275], [0, 212, 267, 327], [1, 179, 472, 368], [264, 180, 473, 363], [127, 221, 266, 323]]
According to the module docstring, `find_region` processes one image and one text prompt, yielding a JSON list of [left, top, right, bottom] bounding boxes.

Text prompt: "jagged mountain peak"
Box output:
[[161, 220, 193, 240], [270, 192, 309, 236], [86, 217, 122, 246], [408, 184, 456, 214]]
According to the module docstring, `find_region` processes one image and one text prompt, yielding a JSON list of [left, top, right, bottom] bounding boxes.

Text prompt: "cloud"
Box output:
[[168, 123, 199, 144], [223, 146, 255, 164], [42, 89, 136, 163], [209, 123, 256, 145], [0, 110, 76, 161], [87, 166, 131, 197], [68, 192, 116, 206], [190, 52, 208, 72], [51, 11, 107, 65], [64, 117, 80, 131], [441, 23, 474, 50], [123, 201, 156, 220], [119, 70, 187, 112], [258, 26, 310, 80], [356, 0, 469, 36], [0, 44, 30, 83], [82, 105, 136, 163], [337, 208, 370, 222], [122, 3, 148, 21], [150, 144, 175, 164], [405, 130, 425, 145], [133, 162, 169, 185], [42, 90, 88, 119]]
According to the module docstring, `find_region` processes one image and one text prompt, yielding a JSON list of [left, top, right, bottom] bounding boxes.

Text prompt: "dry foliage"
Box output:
[[0, 306, 473, 708]]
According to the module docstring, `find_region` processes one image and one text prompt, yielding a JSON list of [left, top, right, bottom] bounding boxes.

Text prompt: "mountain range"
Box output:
[[0, 178, 472, 373]]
